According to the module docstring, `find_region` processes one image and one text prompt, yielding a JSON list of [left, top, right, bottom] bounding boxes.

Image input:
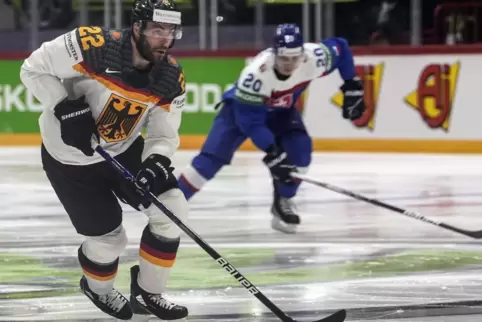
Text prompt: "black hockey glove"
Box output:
[[54, 96, 96, 156], [135, 154, 175, 193], [262, 145, 297, 184], [340, 77, 365, 121]]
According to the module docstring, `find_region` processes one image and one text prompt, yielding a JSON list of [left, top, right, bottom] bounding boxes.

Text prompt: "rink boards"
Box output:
[[0, 46, 481, 152]]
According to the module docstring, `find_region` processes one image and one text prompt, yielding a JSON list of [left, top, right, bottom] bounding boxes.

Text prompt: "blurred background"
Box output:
[[0, 0, 481, 52]]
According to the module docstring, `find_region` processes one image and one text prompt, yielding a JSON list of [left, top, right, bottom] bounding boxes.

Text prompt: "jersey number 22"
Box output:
[[79, 27, 105, 51]]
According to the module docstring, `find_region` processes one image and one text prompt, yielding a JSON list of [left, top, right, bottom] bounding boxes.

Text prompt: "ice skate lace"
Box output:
[[148, 294, 176, 310], [99, 291, 127, 312], [279, 198, 297, 216]]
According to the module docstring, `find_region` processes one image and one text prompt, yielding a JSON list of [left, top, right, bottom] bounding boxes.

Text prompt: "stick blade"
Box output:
[[466, 230, 482, 239], [312, 309, 347, 322]]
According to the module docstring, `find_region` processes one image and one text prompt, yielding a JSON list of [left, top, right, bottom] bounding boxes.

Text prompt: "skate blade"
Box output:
[[131, 313, 152, 322], [131, 315, 187, 322], [271, 216, 298, 234]]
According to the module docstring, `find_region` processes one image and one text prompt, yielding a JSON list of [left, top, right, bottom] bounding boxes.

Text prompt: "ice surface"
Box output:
[[1, 148, 482, 321]]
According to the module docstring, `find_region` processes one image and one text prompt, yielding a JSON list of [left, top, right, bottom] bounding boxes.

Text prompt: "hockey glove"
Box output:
[[262, 145, 297, 184], [340, 77, 365, 121], [135, 154, 175, 193], [54, 96, 96, 156]]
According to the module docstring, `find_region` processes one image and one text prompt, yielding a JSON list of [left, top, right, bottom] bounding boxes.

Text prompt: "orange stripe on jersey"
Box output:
[[73, 63, 171, 111]]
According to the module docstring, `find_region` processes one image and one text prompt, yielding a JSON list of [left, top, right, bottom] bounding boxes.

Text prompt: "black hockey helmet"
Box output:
[[131, 0, 183, 41]]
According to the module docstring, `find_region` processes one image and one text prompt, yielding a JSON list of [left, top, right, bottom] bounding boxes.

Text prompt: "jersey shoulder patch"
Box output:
[[62, 29, 84, 65], [167, 54, 180, 67], [234, 52, 272, 105], [169, 91, 186, 111]]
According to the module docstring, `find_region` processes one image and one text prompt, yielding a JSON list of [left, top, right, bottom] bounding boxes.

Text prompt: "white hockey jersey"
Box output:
[[231, 43, 334, 109], [20, 27, 186, 165]]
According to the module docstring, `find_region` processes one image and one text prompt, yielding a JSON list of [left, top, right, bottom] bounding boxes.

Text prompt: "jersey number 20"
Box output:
[[79, 27, 105, 51], [242, 73, 263, 93], [314, 47, 327, 68]]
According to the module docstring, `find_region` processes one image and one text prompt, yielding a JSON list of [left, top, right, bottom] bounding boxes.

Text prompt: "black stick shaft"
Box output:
[[292, 172, 482, 239], [95, 147, 295, 322]]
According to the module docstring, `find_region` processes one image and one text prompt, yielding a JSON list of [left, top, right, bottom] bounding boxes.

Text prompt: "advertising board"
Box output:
[[1, 46, 481, 153], [302, 51, 482, 152], [0, 56, 245, 146]]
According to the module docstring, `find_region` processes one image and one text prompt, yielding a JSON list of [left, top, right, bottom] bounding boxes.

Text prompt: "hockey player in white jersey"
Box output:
[[20, 0, 189, 320], [178, 24, 365, 233]]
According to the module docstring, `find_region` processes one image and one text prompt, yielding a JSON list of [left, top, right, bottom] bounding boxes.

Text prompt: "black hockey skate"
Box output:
[[79, 276, 132, 320], [130, 265, 188, 320], [271, 191, 300, 234]]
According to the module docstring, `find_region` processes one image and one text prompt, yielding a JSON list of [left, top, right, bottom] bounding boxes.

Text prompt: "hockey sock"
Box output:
[[178, 173, 199, 200], [178, 153, 225, 200], [275, 180, 301, 198], [138, 225, 180, 294], [78, 245, 118, 295]]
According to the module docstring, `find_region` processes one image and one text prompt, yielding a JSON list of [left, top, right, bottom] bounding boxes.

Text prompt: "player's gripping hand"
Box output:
[[54, 96, 96, 156], [340, 77, 365, 121], [262, 145, 297, 184], [135, 154, 174, 192]]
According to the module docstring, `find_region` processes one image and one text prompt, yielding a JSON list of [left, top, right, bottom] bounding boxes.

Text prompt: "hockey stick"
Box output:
[[291, 172, 482, 239], [95, 146, 346, 322]]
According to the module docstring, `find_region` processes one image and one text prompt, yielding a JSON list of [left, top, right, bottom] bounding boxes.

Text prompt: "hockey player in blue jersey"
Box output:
[[178, 24, 365, 233]]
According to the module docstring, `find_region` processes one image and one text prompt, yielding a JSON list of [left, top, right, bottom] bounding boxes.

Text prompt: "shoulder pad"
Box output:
[[234, 68, 269, 106], [234, 52, 272, 104], [101, 28, 129, 73], [149, 57, 185, 102], [303, 42, 320, 53], [75, 26, 108, 72], [304, 42, 333, 72]]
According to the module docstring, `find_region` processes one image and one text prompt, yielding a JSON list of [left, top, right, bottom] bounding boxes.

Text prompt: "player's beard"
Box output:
[[135, 34, 169, 63]]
